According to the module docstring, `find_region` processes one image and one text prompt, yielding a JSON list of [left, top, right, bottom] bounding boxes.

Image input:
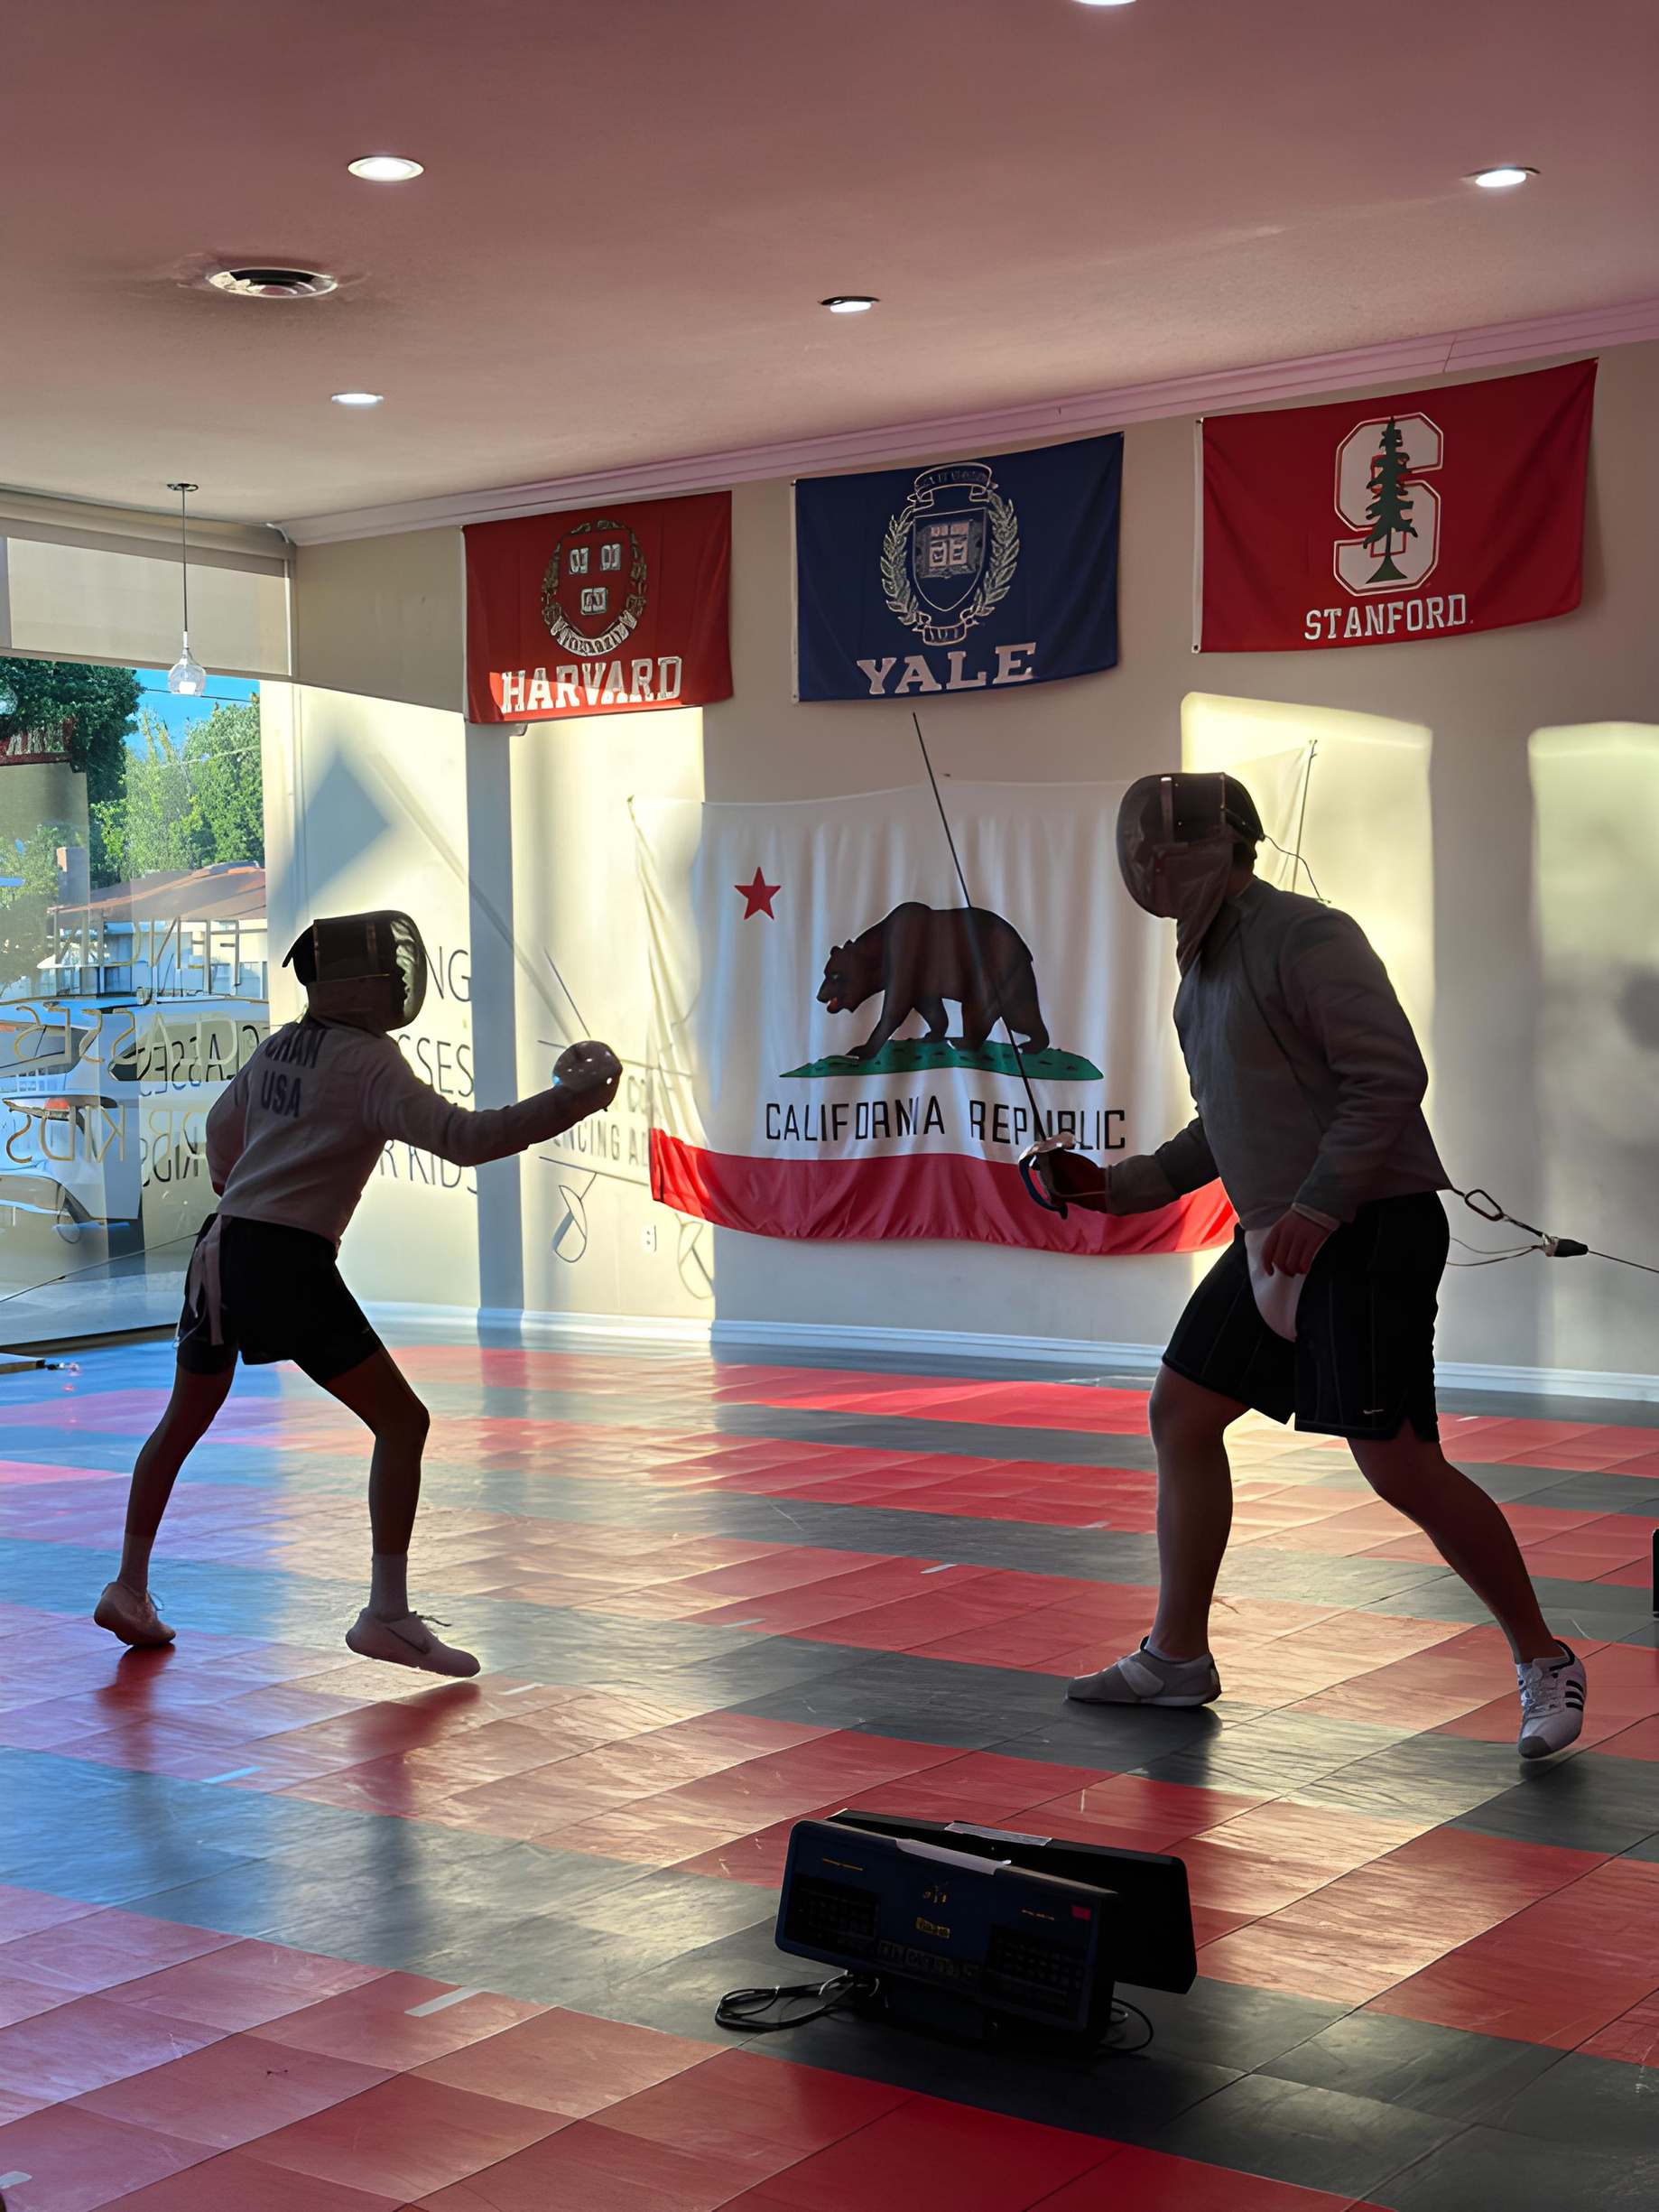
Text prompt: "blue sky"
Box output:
[[131, 667, 260, 748]]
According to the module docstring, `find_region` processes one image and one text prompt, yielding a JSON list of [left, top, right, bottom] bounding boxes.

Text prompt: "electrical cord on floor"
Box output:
[[1106, 1999, 1154, 2053], [716, 1971, 879, 2033]]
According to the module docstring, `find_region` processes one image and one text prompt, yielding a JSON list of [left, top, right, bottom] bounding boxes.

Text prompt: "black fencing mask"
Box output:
[[1116, 773, 1264, 973], [284, 911, 429, 1031]]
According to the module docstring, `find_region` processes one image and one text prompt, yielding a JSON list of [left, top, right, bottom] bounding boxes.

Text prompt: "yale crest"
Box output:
[[881, 462, 1019, 647]]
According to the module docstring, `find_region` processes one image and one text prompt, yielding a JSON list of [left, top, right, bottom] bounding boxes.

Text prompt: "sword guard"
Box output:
[[1019, 1134, 1077, 1219]]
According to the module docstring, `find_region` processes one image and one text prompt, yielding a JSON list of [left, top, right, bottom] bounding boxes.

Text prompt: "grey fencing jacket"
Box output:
[[1116, 878, 1449, 1231]]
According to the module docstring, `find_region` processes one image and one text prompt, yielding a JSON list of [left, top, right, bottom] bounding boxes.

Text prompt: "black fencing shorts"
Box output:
[[1162, 1190, 1450, 1443], [176, 1215, 384, 1387]]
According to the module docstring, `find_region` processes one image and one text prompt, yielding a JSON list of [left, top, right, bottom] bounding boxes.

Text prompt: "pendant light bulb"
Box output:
[[165, 480, 208, 698], [168, 641, 207, 697]]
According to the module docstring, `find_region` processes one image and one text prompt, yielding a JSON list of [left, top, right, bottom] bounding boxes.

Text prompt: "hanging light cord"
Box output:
[[167, 481, 197, 643]]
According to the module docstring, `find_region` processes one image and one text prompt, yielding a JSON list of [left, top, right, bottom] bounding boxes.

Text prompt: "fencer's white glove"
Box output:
[[554, 1040, 622, 1101]]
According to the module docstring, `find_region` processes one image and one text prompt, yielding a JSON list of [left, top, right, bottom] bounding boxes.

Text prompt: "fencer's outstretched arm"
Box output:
[[1036, 1117, 1218, 1214], [363, 1039, 621, 1166]]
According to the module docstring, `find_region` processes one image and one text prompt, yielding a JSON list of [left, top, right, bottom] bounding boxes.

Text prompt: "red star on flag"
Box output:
[[736, 868, 781, 919]]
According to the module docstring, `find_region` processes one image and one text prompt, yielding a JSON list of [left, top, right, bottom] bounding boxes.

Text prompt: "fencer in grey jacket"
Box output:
[[1111, 877, 1449, 1231]]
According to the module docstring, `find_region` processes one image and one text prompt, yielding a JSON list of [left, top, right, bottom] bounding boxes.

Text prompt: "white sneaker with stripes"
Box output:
[[1515, 1641, 1586, 1760]]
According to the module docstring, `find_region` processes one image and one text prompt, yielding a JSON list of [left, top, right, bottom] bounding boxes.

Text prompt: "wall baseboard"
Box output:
[[361, 1304, 1659, 1404], [363, 1302, 711, 1350], [1433, 1359, 1659, 1407], [709, 1317, 1164, 1374]]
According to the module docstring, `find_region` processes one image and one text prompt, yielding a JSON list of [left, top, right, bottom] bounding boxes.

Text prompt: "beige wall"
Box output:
[[292, 527, 465, 715], [279, 340, 1659, 1379]]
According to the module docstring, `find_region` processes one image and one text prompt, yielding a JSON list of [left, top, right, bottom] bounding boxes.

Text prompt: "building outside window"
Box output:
[[0, 659, 266, 1344]]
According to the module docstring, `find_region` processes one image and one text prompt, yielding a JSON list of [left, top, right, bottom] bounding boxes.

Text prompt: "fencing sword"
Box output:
[[910, 713, 1076, 1218]]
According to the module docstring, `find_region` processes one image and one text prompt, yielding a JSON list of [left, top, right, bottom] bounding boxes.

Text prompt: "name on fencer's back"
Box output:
[[256, 1023, 324, 1120]]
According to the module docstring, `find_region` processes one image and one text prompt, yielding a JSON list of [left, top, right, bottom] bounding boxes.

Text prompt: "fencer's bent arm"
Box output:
[[363, 1052, 600, 1166], [205, 1065, 252, 1195], [1147, 1118, 1219, 1203], [1280, 914, 1429, 1222]]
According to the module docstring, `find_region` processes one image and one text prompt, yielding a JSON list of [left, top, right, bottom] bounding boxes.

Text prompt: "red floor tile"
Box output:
[[249, 1974, 544, 2068], [412, 2006, 718, 2117], [0, 2102, 212, 2212], [99, 1937, 386, 2032], [726, 2092, 1114, 2210], [109, 2146, 406, 2210], [0, 1885, 101, 1943], [0, 1909, 237, 1999], [73, 2029, 392, 2148], [1599, 1715, 1659, 1761], [410, 2114, 791, 2210], [589, 2048, 912, 2170], [0, 1968, 67, 2032], [1028, 2143, 1360, 2208], [1579, 1985, 1659, 2068], [240, 2072, 568, 2199], [0, 1992, 226, 2104]]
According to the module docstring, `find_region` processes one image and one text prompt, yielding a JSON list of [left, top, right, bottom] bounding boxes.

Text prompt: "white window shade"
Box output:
[[0, 489, 291, 677]]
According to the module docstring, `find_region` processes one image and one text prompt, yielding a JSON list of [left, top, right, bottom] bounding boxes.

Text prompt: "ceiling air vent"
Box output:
[[206, 266, 338, 299]]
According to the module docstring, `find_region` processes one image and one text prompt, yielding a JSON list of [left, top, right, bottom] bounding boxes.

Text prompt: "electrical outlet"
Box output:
[[641, 1222, 657, 1252]]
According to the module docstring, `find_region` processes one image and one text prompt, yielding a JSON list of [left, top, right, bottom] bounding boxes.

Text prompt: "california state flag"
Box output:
[[633, 781, 1232, 1255]]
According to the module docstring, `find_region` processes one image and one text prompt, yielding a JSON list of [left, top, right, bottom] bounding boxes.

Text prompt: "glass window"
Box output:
[[0, 659, 267, 1345]]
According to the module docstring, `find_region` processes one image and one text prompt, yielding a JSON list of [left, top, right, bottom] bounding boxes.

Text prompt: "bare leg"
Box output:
[[1145, 1367, 1247, 1659], [1350, 1428, 1557, 1662], [322, 1348, 476, 1678], [116, 1363, 236, 1593], [318, 1348, 431, 1577]]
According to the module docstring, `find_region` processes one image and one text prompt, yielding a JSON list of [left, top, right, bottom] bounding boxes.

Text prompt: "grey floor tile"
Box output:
[[1454, 1752, 1659, 1855], [1293, 1735, 1521, 1824], [1135, 1977, 1351, 2072], [1482, 2049, 1659, 2152], [1260, 2010, 1562, 2122], [1149, 2072, 1462, 2198], [1373, 2125, 1659, 2212]]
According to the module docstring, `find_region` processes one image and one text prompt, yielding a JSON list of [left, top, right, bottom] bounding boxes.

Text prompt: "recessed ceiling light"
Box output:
[[348, 154, 423, 183], [1074, 1, 1137, 8], [330, 391, 384, 407], [1469, 165, 1536, 189], [821, 295, 877, 314], [207, 265, 337, 298]]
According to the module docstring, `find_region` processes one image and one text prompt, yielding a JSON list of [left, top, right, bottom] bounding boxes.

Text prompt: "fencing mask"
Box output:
[[283, 911, 429, 1032], [1117, 773, 1265, 974]]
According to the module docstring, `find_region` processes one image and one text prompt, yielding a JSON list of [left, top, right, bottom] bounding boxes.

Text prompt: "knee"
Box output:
[[377, 1395, 431, 1450], [1149, 1370, 1230, 1456], [1353, 1436, 1444, 1510]]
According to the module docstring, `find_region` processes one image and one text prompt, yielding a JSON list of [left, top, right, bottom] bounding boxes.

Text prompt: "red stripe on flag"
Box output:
[[650, 1129, 1233, 1254]]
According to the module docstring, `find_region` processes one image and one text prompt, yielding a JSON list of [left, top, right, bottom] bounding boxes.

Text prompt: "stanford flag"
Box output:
[[1200, 359, 1596, 653], [466, 490, 731, 721]]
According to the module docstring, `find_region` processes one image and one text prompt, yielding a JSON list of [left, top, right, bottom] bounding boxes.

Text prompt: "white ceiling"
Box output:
[[4, 0, 1656, 534]]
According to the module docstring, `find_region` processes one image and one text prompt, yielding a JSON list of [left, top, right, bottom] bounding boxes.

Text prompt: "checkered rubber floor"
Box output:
[[0, 1335, 1656, 2210]]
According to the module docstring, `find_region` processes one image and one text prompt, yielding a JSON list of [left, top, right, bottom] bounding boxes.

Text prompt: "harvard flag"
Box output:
[[1200, 359, 1596, 653], [634, 782, 1231, 1258], [465, 490, 732, 722]]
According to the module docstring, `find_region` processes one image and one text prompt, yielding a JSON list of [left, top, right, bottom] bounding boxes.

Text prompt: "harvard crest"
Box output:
[[542, 517, 648, 656], [881, 462, 1019, 647]]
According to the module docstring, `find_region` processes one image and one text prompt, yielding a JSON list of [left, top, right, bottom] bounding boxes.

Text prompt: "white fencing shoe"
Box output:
[[347, 1609, 480, 1678], [1516, 1641, 1586, 1760], [1068, 1639, 1221, 1707]]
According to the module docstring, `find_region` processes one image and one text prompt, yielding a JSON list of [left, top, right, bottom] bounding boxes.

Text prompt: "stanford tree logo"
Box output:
[[1333, 412, 1442, 597]]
